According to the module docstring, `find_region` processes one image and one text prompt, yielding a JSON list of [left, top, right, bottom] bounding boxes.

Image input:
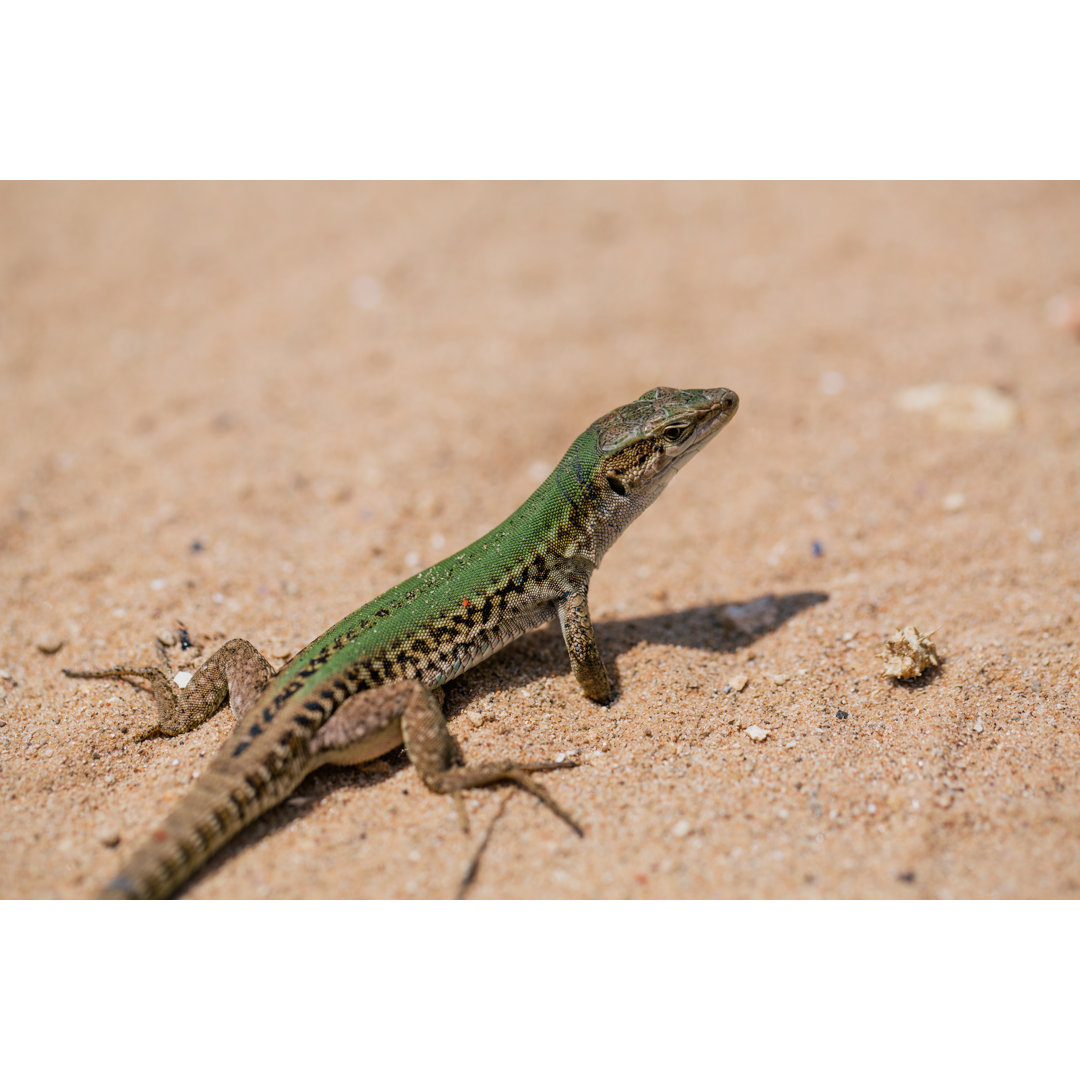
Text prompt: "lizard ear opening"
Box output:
[[607, 474, 628, 497]]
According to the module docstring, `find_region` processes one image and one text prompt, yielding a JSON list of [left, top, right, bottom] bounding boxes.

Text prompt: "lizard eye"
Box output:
[[662, 422, 692, 444], [607, 475, 628, 497]]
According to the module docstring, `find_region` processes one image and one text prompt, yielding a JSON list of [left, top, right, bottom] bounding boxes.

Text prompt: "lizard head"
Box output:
[[593, 385, 739, 507]]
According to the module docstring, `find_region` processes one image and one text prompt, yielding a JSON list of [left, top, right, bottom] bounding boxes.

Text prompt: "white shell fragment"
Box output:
[[881, 626, 940, 680], [894, 383, 1018, 433], [745, 725, 769, 742], [173, 671, 194, 689]]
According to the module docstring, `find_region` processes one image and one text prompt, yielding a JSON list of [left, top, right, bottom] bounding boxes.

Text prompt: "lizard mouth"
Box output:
[[665, 388, 738, 470], [693, 387, 739, 442]]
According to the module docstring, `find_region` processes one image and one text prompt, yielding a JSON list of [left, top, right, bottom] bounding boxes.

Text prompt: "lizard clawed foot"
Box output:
[[428, 759, 583, 837], [64, 664, 185, 741]]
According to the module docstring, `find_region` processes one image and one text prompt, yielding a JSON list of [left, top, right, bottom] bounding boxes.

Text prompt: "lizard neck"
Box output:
[[534, 426, 664, 569]]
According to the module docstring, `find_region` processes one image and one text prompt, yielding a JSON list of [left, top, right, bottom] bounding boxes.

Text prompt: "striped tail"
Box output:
[[98, 751, 312, 899]]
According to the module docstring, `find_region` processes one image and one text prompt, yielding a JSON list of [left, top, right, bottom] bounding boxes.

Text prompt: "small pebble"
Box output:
[[671, 820, 692, 838], [819, 371, 845, 395], [35, 636, 65, 655], [881, 625, 940, 680], [349, 275, 383, 310], [1046, 292, 1080, 337], [811, 540, 824, 557], [156, 629, 177, 647], [722, 595, 781, 635], [771, 673, 790, 686], [100, 831, 121, 848], [745, 725, 769, 742], [836, 709, 849, 720], [895, 382, 1018, 432], [942, 491, 966, 512], [729, 674, 749, 693], [174, 671, 193, 688]]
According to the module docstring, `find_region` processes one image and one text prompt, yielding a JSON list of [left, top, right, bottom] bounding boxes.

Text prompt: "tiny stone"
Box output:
[[771, 673, 790, 686], [745, 725, 769, 742], [100, 831, 121, 848], [671, 819, 692, 838], [836, 709, 849, 720], [881, 625, 940, 680], [1046, 292, 1080, 337], [174, 671, 193, 688], [35, 636, 65, 655], [895, 382, 1018, 432], [973, 720, 984, 733], [942, 491, 966, 512], [730, 673, 749, 693], [349, 275, 383, 310], [721, 595, 781, 636], [156, 629, 177, 647], [819, 371, 845, 395]]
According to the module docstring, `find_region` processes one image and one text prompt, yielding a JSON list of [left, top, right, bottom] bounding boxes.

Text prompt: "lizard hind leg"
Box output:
[[64, 637, 276, 742], [398, 682, 584, 837]]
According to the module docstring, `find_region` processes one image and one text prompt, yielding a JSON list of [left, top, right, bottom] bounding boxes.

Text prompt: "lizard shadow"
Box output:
[[177, 589, 827, 896], [447, 589, 831, 706]]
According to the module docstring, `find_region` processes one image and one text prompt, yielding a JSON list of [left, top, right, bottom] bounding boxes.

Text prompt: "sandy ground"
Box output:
[[1, 181, 1077, 899]]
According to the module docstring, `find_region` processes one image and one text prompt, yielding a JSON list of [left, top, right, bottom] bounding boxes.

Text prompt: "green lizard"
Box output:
[[65, 385, 739, 898]]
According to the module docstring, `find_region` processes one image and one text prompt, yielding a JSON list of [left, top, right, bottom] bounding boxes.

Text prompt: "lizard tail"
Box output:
[[97, 757, 311, 899]]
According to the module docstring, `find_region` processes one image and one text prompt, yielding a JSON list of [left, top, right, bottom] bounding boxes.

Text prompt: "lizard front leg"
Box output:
[[310, 680, 583, 836], [558, 589, 612, 703], [64, 637, 276, 741]]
